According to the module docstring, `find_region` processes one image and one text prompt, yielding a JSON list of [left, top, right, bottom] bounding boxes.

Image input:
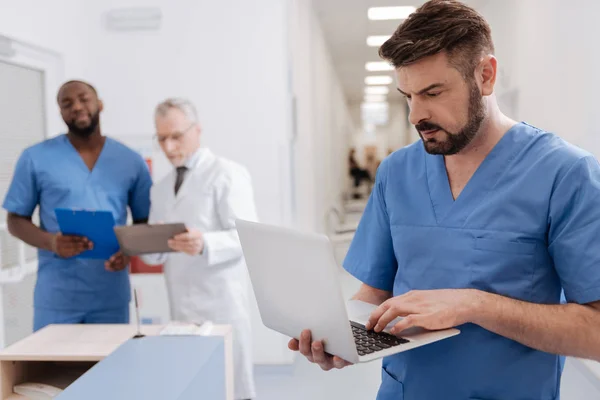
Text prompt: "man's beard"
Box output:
[[416, 83, 486, 155], [66, 110, 100, 138]]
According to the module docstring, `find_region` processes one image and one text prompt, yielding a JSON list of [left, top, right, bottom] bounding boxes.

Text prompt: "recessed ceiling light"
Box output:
[[365, 86, 389, 95], [364, 94, 387, 102], [368, 6, 416, 20], [366, 62, 394, 72], [365, 76, 393, 85], [367, 36, 390, 47]]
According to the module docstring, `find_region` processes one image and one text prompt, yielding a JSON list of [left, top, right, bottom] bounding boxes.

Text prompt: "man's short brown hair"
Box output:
[[379, 0, 494, 79]]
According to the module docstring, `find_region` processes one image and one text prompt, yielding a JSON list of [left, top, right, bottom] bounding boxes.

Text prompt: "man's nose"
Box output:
[[408, 97, 430, 126], [163, 138, 177, 153], [71, 99, 84, 112]]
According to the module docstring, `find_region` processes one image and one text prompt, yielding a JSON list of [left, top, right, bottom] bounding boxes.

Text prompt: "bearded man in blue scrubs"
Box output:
[[290, 1, 600, 399], [3, 80, 152, 331]]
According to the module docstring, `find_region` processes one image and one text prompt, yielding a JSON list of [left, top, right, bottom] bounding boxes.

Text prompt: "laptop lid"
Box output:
[[236, 219, 359, 362]]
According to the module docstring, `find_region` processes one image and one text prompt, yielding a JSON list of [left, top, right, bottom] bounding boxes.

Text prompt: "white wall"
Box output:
[[81, 0, 293, 227], [0, 0, 87, 78], [0, 0, 91, 138], [289, 0, 355, 231], [479, 0, 599, 155]]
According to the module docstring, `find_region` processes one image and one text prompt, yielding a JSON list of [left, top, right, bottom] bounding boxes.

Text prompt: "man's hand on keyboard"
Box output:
[[288, 330, 353, 371], [366, 289, 477, 334]]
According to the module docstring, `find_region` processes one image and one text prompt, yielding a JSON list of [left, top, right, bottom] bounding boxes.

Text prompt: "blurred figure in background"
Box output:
[[364, 145, 382, 186], [348, 148, 371, 198]]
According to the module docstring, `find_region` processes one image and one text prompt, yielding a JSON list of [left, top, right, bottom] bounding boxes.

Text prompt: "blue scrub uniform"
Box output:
[[2, 135, 152, 330], [344, 122, 600, 400]]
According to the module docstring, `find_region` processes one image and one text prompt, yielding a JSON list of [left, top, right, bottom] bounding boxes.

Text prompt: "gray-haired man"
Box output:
[[142, 98, 258, 400]]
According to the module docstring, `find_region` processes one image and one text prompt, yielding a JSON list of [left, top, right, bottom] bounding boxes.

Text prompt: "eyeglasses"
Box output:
[[154, 123, 195, 144]]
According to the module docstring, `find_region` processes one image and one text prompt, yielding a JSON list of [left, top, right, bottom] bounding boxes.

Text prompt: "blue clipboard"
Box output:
[[54, 208, 120, 260]]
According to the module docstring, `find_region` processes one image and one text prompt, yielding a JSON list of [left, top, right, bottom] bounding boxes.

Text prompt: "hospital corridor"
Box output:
[[1, 0, 600, 399]]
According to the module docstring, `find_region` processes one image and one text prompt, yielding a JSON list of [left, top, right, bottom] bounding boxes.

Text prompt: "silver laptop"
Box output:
[[236, 219, 460, 364]]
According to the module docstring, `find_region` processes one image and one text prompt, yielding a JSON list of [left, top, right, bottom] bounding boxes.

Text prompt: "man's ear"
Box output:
[[479, 55, 497, 96]]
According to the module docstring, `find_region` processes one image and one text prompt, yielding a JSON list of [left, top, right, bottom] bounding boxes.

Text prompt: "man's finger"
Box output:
[[61, 235, 89, 243], [168, 240, 181, 250], [62, 241, 86, 249], [105, 259, 116, 271], [311, 341, 331, 369], [174, 242, 194, 255], [173, 232, 192, 241], [298, 330, 312, 357], [61, 246, 85, 257], [332, 356, 351, 369], [390, 314, 425, 334], [375, 307, 410, 332], [366, 301, 391, 330], [183, 244, 199, 256], [169, 239, 192, 249], [288, 339, 300, 351], [62, 241, 92, 253]]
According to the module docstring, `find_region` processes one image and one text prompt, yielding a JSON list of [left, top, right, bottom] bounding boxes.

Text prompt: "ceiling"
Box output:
[[313, 0, 489, 105]]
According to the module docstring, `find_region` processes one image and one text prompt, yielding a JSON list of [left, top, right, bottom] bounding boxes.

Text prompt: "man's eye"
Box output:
[[427, 92, 441, 98]]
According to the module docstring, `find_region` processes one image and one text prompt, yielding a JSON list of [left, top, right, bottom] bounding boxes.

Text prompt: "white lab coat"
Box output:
[[142, 148, 257, 400]]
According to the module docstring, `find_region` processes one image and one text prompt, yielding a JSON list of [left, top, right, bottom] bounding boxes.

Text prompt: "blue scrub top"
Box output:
[[344, 122, 600, 400], [3, 135, 152, 311]]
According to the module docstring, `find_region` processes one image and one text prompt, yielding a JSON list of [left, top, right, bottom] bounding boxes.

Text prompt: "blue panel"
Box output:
[[57, 336, 226, 400]]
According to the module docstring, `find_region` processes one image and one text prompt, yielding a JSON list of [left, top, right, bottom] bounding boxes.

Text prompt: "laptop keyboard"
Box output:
[[350, 321, 409, 356]]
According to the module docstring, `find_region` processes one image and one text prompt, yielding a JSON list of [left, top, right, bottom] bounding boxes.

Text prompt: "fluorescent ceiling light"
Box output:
[[367, 36, 390, 47], [364, 94, 387, 102], [368, 6, 416, 20], [366, 62, 394, 72], [362, 101, 389, 109], [365, 76, 393, 85], [365, 86, 389, 95], [361, 102, 389, 126]]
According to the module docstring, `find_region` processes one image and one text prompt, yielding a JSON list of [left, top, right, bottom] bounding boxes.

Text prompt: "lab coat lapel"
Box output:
[[173, 170, 192, 206], [164, 171, 178, 218], [172, 148, 213, 207]]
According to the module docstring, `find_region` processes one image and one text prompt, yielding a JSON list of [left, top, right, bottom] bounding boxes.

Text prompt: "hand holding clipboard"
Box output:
[[50, 232, 93, 258], [54, 208, 120, 261]]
